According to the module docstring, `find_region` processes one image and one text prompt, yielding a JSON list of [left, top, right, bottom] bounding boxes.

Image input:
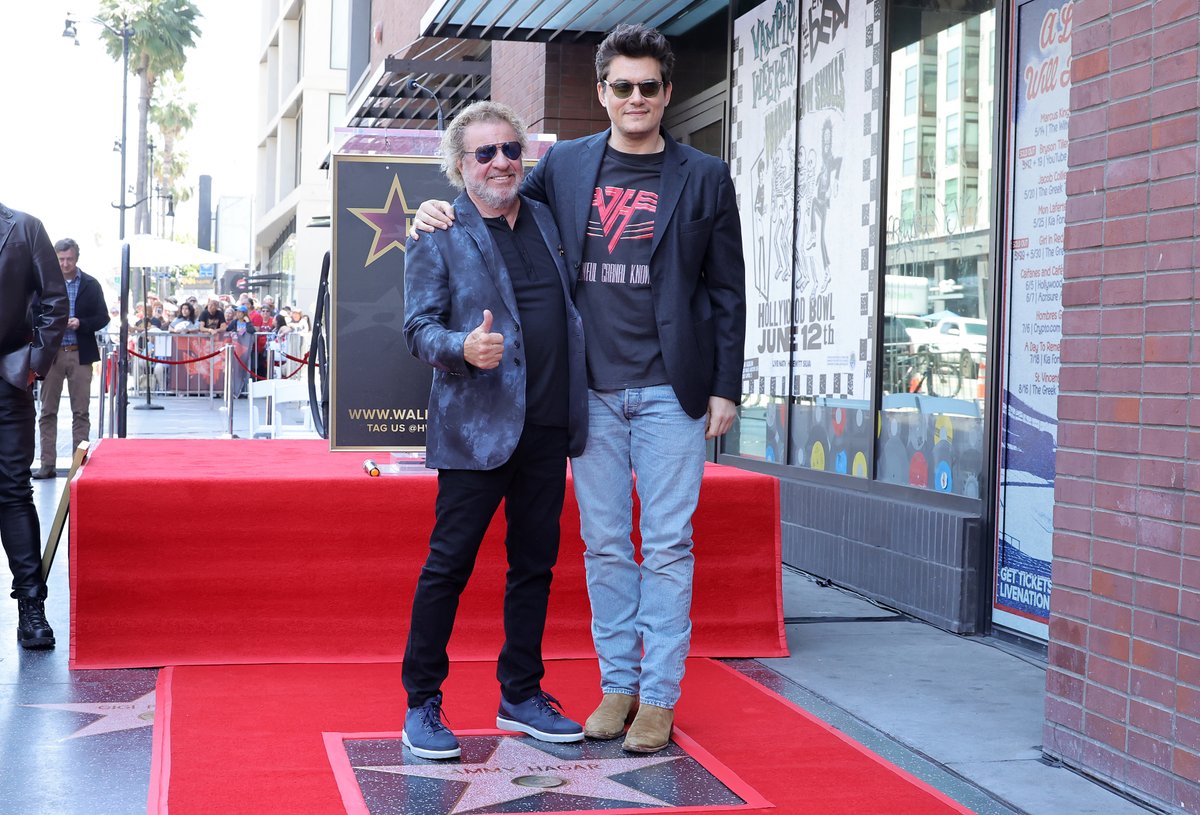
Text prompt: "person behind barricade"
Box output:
[[288, 308, 311, 333], [148, 305, 167, 331], [253, 301, 275, 377], [226, 304, 256, 397], [33, 238, 110, 481], [170, 302, 200, 333], [0, 202, 67, 648], [198, 299, 226, 334]]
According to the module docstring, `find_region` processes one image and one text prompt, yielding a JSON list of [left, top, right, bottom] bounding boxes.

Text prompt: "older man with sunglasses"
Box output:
[[400, 101, 589, 760], [415, 24, 746, 754]]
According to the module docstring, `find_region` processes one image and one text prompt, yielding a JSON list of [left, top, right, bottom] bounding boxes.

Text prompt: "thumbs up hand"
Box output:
[[463, 309, 504, 369]]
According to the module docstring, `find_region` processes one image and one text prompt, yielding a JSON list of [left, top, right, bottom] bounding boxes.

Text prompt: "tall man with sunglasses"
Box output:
[[415, 24, 746, 754], [400, 101, 589, 760]]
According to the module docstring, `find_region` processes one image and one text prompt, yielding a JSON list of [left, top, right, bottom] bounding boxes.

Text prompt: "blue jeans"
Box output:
[[571, 386, 706, 709]]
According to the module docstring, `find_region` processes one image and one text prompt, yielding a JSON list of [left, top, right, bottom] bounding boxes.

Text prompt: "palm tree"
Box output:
[[97, 0, 202, 235], [151, 78, 198, 214]]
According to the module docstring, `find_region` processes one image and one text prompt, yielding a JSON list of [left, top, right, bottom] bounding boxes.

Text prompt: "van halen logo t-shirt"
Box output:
[[576, 147, 668, 390]]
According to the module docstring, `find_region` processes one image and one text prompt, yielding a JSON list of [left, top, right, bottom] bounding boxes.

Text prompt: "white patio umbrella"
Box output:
[[99, 234, 233, 269]]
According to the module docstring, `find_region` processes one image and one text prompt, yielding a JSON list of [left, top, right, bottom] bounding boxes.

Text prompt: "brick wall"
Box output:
[[493, 41, 609, 140], [1046, 1, 1199, 812]]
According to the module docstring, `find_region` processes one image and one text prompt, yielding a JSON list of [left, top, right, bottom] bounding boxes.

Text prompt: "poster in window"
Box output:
[[995, 0, 1072, 638], [730, 0, 800, 462], [791, 0, 880, 404]]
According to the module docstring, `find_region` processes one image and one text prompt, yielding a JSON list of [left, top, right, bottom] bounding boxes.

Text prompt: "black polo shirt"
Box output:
[[484, 206, 568, 428]]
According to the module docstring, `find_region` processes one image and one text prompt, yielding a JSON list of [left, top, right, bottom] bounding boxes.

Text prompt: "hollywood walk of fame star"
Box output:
[[348, 175, 419, 266], [335, 284, 406, 338], [359, 736, 682, 814], [25, 691, 156, 741]]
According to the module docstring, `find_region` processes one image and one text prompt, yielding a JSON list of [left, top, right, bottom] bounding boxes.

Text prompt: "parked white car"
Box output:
[[909, 316, 987, 376]]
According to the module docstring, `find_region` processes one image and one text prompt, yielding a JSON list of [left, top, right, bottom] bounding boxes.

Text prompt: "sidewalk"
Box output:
[[759, 571, 1156, 814], [11, 392, 1160, 814]]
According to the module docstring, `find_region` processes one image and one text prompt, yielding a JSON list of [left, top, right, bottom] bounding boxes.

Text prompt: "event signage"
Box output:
[[732, 0, 799, 406], [995, 0, 1072, 638], [792, 0, 880, 402], [330, 153, 451, 451]]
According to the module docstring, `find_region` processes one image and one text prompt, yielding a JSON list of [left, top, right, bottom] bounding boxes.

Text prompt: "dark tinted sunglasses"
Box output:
[[604, 79, 664, 99], [465, 141, 522, 164]]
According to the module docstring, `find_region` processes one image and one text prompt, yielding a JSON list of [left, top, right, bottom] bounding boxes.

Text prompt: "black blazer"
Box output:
[[0, 203, 67, 387], [70, 271, 111, 365], [522, 129, 746, 419], [404, 194, 588, 470]]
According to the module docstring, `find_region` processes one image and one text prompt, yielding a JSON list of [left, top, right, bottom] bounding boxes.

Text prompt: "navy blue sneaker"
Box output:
[[496, 691, 584, 743], [402, 694, 461, 759]]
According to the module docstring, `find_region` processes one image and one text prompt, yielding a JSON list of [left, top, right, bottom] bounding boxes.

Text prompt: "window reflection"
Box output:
[[878, 3, 996, 498]]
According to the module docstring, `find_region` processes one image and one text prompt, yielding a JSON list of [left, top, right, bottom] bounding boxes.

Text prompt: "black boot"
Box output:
[[17, 598, 55, 649]]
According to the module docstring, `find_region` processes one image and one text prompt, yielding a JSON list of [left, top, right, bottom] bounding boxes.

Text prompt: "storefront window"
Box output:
[[878, 2, 996, 498]]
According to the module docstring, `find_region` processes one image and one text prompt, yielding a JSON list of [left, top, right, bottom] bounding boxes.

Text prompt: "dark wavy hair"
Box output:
[[595, 24, 675, 86]]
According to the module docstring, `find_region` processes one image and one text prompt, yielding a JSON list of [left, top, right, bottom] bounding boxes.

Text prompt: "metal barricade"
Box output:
[[104, 330, 226, 398]]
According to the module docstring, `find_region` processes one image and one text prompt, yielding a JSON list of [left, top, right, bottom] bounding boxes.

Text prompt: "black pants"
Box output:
[[402, 423, 567, 708], [0, 380, 45, 599]]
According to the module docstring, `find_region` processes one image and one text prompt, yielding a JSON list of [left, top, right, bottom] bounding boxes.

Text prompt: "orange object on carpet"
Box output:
[[150, 659, 973, 815], [69, 439, 785, 669]]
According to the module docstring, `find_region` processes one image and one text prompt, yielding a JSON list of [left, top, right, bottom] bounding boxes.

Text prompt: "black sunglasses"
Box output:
[[464, 141, 523, 164], [603, 79, 664, 99]]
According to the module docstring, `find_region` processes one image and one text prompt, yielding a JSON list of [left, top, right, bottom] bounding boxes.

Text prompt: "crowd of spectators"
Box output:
[[121, 293, 311, 340], [111, 293, 313, 395]]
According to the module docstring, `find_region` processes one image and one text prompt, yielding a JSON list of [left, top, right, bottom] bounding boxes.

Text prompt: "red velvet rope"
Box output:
[[282, 352, 319, 367], [127, 347, 223, 365], [230, 349, 269, 381]]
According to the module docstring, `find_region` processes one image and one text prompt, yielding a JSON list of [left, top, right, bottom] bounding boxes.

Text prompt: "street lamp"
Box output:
[[64, 15, 134, 239], [64, 14, 139, 433]]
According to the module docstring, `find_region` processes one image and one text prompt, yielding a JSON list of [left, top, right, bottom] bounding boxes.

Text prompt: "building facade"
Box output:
[[327, 1, 1198, 810], [254, 0, 348, 313]]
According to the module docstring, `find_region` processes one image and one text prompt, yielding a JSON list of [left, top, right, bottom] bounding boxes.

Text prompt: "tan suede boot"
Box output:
[[583, 693, 638, 740], [621, 703, 673, 753]]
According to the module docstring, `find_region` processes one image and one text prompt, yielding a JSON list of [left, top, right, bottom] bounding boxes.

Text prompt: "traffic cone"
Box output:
[[976, 360, 986, 399]]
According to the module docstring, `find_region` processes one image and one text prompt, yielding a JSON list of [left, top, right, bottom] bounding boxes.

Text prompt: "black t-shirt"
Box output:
[[575, 147, 667, 390], [198, 310, 225, 329], [484, 207, 569, 428]]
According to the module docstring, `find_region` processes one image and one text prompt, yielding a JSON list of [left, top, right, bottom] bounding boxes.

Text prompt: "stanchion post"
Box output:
[[96, 347, 108, 439], [116, 245, 130, 437], [106, 351, 118, 437], [222, 343, 235, 438]]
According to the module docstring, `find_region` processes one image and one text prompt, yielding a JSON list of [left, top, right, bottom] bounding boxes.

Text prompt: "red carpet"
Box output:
[[151, 658, 973, 815], [70, 440, 785, 669]]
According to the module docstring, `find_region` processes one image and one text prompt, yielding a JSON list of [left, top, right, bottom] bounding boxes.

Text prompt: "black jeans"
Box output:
[[402, 423, 568, 708], [0, 380, 45, 599]]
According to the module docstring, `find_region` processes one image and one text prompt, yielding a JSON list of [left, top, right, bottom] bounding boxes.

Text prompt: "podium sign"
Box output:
[[331, 141, 455, 451]]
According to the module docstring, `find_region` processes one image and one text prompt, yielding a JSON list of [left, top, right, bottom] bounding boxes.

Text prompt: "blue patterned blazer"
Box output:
[[403, 192, 587, 470]]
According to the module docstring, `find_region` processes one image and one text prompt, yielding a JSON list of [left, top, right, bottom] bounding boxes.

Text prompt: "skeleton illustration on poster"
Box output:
[[732, 0, 799, 405], [792, 0, 879, 400]]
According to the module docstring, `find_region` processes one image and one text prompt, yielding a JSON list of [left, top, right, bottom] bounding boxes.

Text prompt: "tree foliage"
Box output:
[[96, 0, 202, 235]]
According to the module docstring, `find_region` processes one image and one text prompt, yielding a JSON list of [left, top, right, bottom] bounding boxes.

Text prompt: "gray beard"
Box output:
[[470, 180, 519, 213]]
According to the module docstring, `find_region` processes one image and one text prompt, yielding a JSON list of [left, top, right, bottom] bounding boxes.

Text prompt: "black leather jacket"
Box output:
[[0, 203, 68, 387]]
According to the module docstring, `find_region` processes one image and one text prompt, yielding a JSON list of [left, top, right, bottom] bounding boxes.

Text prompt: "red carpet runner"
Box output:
[[70, 440, 785, 669], [151, 659, 973, 815]]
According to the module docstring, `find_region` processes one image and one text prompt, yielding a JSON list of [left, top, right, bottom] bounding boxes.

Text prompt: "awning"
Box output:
[[419, 0, 728, 43], [347, 37, 491, 129]]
